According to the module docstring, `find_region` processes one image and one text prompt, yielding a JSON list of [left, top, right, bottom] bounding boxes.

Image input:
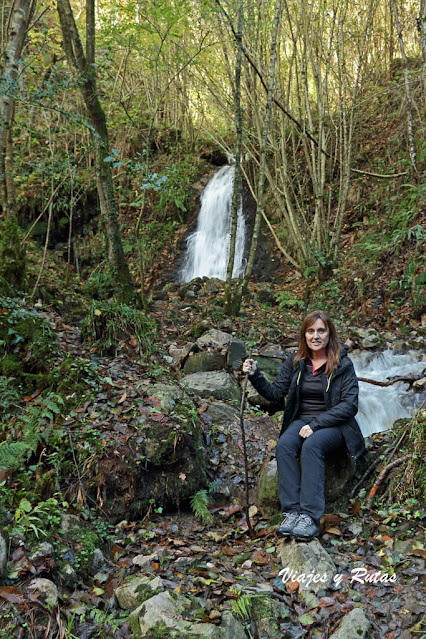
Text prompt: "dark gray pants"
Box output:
[[275, 419, 345, 524]]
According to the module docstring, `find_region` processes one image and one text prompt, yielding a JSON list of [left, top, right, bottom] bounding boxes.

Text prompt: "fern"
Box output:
[[190, 489, 213, 525], [0, 441, 32, 469]]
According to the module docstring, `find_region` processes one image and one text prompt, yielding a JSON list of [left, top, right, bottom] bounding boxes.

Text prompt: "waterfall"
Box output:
[[352, 349, 425, 437], [180, 165, 246, 282]]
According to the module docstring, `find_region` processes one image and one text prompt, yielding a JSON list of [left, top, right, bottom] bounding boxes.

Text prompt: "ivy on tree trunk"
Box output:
[[56, 0, 137, 304]]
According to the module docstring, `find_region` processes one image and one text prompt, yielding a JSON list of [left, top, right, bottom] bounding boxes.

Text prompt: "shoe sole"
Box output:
[[276, 529, 293, 538], [293, 532, 319, 541]]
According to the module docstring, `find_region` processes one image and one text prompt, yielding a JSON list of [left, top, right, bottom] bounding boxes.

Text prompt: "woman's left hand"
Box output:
[[299, 425, 313, 438]]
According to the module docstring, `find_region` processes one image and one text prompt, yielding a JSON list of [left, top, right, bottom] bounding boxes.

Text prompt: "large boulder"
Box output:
[[227, 339, 247, 369], [115, 576, 164, 611], [255, 447, 355, 513], [182, 372, 242, 405], [328, 608, 371, 639], [277, 539, 336, 594], [129, 590, 247, 639], [147, 383, 188, 412], [183, 352, 225, 374], [197, 329, 233, 349]]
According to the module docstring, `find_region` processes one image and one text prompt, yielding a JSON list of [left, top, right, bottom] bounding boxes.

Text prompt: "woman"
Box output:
[[243, 310, 365, 541]]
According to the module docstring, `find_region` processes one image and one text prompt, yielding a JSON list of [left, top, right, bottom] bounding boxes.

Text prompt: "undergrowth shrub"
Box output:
[[80, 299, 156, 354], [0, 296, 58, 389]]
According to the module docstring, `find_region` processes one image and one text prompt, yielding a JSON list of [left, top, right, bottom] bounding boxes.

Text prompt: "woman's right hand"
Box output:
[[242, 358, 257, 375]]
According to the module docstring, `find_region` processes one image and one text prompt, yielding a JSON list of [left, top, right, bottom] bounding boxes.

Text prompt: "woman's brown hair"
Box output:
[[294, 310, 340, 375]]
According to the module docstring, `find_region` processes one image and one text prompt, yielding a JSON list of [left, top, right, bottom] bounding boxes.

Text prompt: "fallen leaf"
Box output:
[[118, 391, 127, 404], [0, 586, 26, 606], [325, 527, 341, 536], [286, 580, 299, 593]]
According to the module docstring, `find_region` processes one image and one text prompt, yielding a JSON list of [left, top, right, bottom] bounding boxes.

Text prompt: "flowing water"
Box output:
[[180, 165, 246, 281], [352, 349, 425, 437]]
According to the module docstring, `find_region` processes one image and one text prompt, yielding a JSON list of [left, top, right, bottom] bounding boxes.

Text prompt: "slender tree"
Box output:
[[418, 0, 426, 105], [232, 0, 282, 314], [56, 0, 137, 302], [0, 0, 36, 217], [223, 0, 244, 315], [392, 0, 417, 172]]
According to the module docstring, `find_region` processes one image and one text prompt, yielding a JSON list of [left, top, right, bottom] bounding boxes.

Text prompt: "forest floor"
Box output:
[[1, 275, 425, 639]]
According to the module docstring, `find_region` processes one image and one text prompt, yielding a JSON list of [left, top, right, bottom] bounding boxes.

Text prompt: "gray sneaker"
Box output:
[[292, 513, 320, 541], [276, 512, 299, 537]]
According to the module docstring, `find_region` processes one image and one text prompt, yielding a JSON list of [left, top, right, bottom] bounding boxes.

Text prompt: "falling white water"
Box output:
[[180, 165, 246, 281], [352, 349, 426, 437]]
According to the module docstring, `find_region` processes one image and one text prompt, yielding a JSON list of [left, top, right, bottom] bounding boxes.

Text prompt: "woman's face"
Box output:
[[305, 318, 330, 354]]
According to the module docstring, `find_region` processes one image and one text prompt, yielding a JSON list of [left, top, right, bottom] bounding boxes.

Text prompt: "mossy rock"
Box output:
[[183, 351, 225, 374], [85, 409, 208, 521], [58, 514, 103, 579]]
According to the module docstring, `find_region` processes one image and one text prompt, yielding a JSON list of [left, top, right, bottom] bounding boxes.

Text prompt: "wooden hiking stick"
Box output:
[[239, 368, 255, 538]]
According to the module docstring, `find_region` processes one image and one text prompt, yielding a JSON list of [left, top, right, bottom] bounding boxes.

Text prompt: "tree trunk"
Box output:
[[232, 0, 282, 314], [0, 0, 35, 217], [223, 0, 244, 316], [419, 0, 426, 105], [56, 0, 137, 303], [392, 0, 417, 172]]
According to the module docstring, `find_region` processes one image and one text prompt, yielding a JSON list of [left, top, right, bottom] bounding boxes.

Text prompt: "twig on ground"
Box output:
[[364, 454, 410, 508]]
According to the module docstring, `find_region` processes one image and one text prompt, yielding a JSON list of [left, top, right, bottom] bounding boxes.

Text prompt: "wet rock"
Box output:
[[182, 371, 242, 404], [27, 578, 58, 606], [197, 329, 232, 349], [183, 351, 225, 374], [0, 531, 7, 577], [148, 383, 188, 412], [277, 538, 336, 594], [115, 575, 164, 611], [227, 339, 247, 369], [413, 377, 426, 391], [328, 607, 371, 639]]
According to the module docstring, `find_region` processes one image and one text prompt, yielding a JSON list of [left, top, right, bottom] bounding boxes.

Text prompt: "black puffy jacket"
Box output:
[[249, 347, 366, 460]]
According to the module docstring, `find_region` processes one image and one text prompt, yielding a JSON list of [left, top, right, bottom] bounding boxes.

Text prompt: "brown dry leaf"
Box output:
[[286, 580, 299, 594], [222, 505, 242, 520], [325, 527, 341, 536], [0, 586, 26, 606], [407, 549, 426, 559], [118, 391, 127, 404], [129, 335, 138, 348]]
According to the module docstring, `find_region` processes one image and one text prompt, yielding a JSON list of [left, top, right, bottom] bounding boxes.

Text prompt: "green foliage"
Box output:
[[0, 376, 20, 418], [80, 299, 157, 354], [0, 392, 64, 470], [11, 495, 67, 540], [190, 489, 213, 525], [0, 296, 58, 388], [0, 218, 26, 290], [275, 290, 303, 311]]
